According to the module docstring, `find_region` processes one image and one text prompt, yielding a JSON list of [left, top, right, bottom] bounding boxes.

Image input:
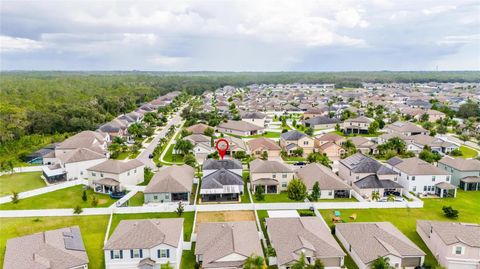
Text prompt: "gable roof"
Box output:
[[217, 120, 264, 132], [201, 168, 244, 189], [305, 116, 340, 125], [354, 174, 403, 189], [247, 137, 281, 151], [315, 133, 345, 143], [417, 220, 480, 247], [4, 226, 89, 269], [439, 156, 480, 171], [336, 222, 425, 264], [185, 134, 211, 144], [281, 130, 307, 141], [344, 116, 372, 123], [104, 218, 183, 250], [58, 148, 106, 164], [203, 159, 242, 170], [266, 217, 345, 265], [195, 221, 262, 268], [145, 165, 194, 193], [249, 159, 293, 173], [340, 153, 397, 175], [187, 123, 210, 134], [296, 163, 351, 190], [241, 112, 266, 119], [87, 159, 144, 174], [385, 121, 427, 134], [388, 157, 450, 175], [57, 131, 107, 150]]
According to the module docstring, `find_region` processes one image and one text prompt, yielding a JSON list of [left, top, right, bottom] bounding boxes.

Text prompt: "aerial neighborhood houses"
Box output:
[[280, 130, 315, 156], [144, 165, 194, 204]]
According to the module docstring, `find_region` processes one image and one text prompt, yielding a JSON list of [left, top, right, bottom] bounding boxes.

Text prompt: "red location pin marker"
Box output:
[[215, 138, 229, 160]]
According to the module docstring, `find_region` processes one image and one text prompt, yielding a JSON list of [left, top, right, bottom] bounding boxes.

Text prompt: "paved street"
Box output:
[[136, 110, 183, 169]]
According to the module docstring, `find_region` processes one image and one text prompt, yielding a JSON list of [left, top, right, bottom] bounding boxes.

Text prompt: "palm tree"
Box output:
[[387, 193, 395, 202], [243, 254, 266, 269], [291, 253, 307, 269], [371, 191, 381, 201], [371, 256, 394, 269]]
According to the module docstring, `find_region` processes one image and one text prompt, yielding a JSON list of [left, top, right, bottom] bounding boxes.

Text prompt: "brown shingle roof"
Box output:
[[250, 159, 292, 173], [58, 148, 106, 164], [417, 220, 480, 247], [87, 159, 144, 174], [296, 163, 351, 190], [145, 165, 194, 193], [439, 156, 480, 171], [247, 137, 281, 151], [389, 157, 450, 175], [218, 120, 264, 132]]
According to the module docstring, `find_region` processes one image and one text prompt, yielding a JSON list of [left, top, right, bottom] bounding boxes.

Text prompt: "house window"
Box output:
[[424, 186, 427, 191], [127, 171, 130, 176], [131, 249, 143, 258], [432, 176, 436, 182], [412, 186, 416, 192], [134, 169, 137, 173], [272, 174, 276, 179], [282, 182, 287, 188], [447, 176, 450, 182], [158, 249, 170, 258], [111, 250, 123, 259], [80, 171, 83, 175], [282, 173, 287, 178], [454, 246, 463, 255], [154, 195, 158, 200], [165, 194, 170, 200], [328, 191, 333, 196], [92, 172, 96, 176], [303, 141, 308, 145], [101, 173, 104, 177]]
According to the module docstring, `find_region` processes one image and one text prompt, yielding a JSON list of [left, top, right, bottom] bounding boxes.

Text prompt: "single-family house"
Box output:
[[406, 134, 458, 154], [247, 137, 282, 158], [104, 218, 184, 269], [383, 121, 428, 136], [336, 222, 425, 269], [241, 111, 267, 127], [249, 159, 294, 194], [339, 153, 403, 199], [185, 134, 213, 163], [87, 159, 145, 194], [296, 163, 352, 198], [314, 133, 346, 159], [349, 137, 378, 155], [342, 116, 372, 134], [217, 120, 265, 136], [4, 226, 89, 269], [186, 123, 211, 135], [303, 107, 329, 119], [195, 221, 262, 268], [304, 116, 341, 129], [266, 217, 345, 269], [280, 130, 314, 156], [438, 157, 480, 191], [144, 165, 194, 203], [200, 159, 244, 202], [387, 157, 455, 197], [417, 220, 480, 269]]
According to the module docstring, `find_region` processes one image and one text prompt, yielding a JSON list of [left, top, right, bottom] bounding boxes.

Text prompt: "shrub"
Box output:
[[442, 206, 459, 219], [11, 191, 19, 204], [255, 186, 265, 201], [73, 205, 83, 214], [91, 195, 98, 207], [82, 190, 87, 202], [287, 179, 307, 201]]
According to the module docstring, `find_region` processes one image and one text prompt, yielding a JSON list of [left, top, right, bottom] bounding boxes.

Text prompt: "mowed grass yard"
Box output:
[[110, 212, 195, 241], [459, 145, 478, 158], [0, 215, 109, 269], [0, 172, 46, 197], [195, 210, 256, 231], [320, 190, 480, 267], [0, 185, 116, 210], [253, 191, 357, 203], [126, 192, 144, 206]]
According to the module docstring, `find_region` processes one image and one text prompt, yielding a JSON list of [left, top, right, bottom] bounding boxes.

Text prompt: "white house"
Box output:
[[104, 218, 184, 269], [386, 157, 455, 197], [87, 159, 145, 194]]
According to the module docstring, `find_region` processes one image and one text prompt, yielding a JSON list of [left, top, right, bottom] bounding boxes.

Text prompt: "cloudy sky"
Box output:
[[1, 0, 479, 71]]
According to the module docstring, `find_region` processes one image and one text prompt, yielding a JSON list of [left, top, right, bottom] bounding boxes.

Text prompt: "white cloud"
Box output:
[[422, 5, 456, 15], [335, 8, 369, 28], [0, 35, 44, 52], [437, 34, 480, 45], [149, 55, 189, 66]]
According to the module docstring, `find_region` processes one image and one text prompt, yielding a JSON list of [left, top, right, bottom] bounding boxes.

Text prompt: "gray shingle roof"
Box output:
[[340, 153, 397, 175], [439, 156, 480, 171], [145, 165, 194, 193], [417, 220, 480, 247], [203, 159, 242, 170], [87, 159, 144, 174], [305, 116, 340, 125], [266, 217, 345, 266], [388, 157, 450, 175], [296, 163, 351, 190], [249, 159, 292, 173], [336, 222, 425, 264], [4, 226, 89, 269], [104, 218, 183, 250], [57, 148, 106, 164], [281, 130, 307, 141], [201, 168, 244, 189], [354, 174, 403, 189]]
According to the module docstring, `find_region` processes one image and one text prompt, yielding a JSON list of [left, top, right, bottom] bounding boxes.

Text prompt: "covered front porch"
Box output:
[[435, 182, 457, 198], [460, 176, 480, 191], [93, 178, 122, 194], [252, 178, 279, 194]]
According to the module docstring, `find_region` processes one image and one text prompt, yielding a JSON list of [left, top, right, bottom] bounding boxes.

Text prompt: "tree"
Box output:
[[459, 134, 470, 144], [292, 148, 304, 157], [260, 151, 268, 160], [82, 190, 87, 202], [305, 127, 314, 136], [203, 127, 215, 137], [335, 123, 341, 132], [174, 139, 194, 156], [91, 195, 98, 207], [161, 262, 174, 269], [255, 185, 265, 201], [370, 256, 394, 269], [11, 191, 19, 204], [243, 254, 266, 269], [457, 102, 480, 118], [387, 193, 395, 202], [308, 259, 325, 269], [183, 154, 197, 167], [287, 179, 307, 201], [368, 120, 380, 134], [420, 113, 429, 122], [449, 148, 462, 156], [371, 191, 380, 201], [419, 149, 441, 163], [306, 152, 331, 168], [175, 201, 184, 216], [291, 252, 307, 269], [309, 181, 320, 201], [73, 205, 83, 214], [342, 139, 357, 157], [442, 206, 459, 219]]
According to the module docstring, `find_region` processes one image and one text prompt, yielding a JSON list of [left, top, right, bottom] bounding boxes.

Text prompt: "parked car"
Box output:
[[294, 161, 306, 166], [148, 154, 154, 159]]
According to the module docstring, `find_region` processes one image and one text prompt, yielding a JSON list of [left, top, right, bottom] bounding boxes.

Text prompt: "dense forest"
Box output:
[[1, 71, 479, 167]]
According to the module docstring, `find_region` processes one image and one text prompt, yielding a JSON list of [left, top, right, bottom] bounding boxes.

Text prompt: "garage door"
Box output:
[[448, 262, 476, 269]]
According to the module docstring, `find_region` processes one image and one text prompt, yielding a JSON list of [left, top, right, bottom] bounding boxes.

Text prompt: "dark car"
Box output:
[[294, 161, 306, 166], [148, 154, 154, 159]]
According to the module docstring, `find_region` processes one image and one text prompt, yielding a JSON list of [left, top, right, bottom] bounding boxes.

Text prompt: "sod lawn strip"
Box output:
[[0, 172, 46, 197]]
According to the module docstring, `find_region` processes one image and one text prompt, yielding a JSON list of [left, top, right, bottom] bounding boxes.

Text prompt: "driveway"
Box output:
[[136, 110, 183, 169]]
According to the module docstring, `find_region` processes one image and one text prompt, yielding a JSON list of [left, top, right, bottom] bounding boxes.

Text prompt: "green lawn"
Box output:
[[180, 243, 197, 269], [0, 172, 46, 197], [320, 190, 480, 267], [459, 145, 478, 158], [330, 130, 381, 138], [281, 156, 305, 162], [110, 212, 195, 241], [127, 192, 144, 206], [253, 192, 357, 203], [113, 151, 130, 160], [248, 131, 281, 139], [163, 144, 184, 164], [241, 171, 251, 203], [0, 185, 116, 210], [0, 215, 109, 269]]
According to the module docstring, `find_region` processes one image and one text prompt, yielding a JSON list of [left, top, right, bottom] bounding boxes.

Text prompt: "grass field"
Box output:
[[195, 210, 256, 231], [459, 145, 478, 158], [0, 215, 109, 269], [0, 185, 115, 210], [241, 171, 251, 203], [109, 212, 195, 241], [253, 192, 357, 203], [127, 192, 144, 206], [163, 144, 185, 164], [0, 172, 46, 197], [248, 131, 281, 139], [180, 243, 196, 269], [319, 190, 480, 267]]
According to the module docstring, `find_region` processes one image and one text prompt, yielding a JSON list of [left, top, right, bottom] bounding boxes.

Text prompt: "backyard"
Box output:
[[0, 185, 116, 210], [459, 145, 478, 158], [253, 192, 357, 203], [0, 215, 109, 269], [0, 172, 46, 197], [195, 210, 256, 231], [126, 192, 144, 206], [319, 190, 480, 267]]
